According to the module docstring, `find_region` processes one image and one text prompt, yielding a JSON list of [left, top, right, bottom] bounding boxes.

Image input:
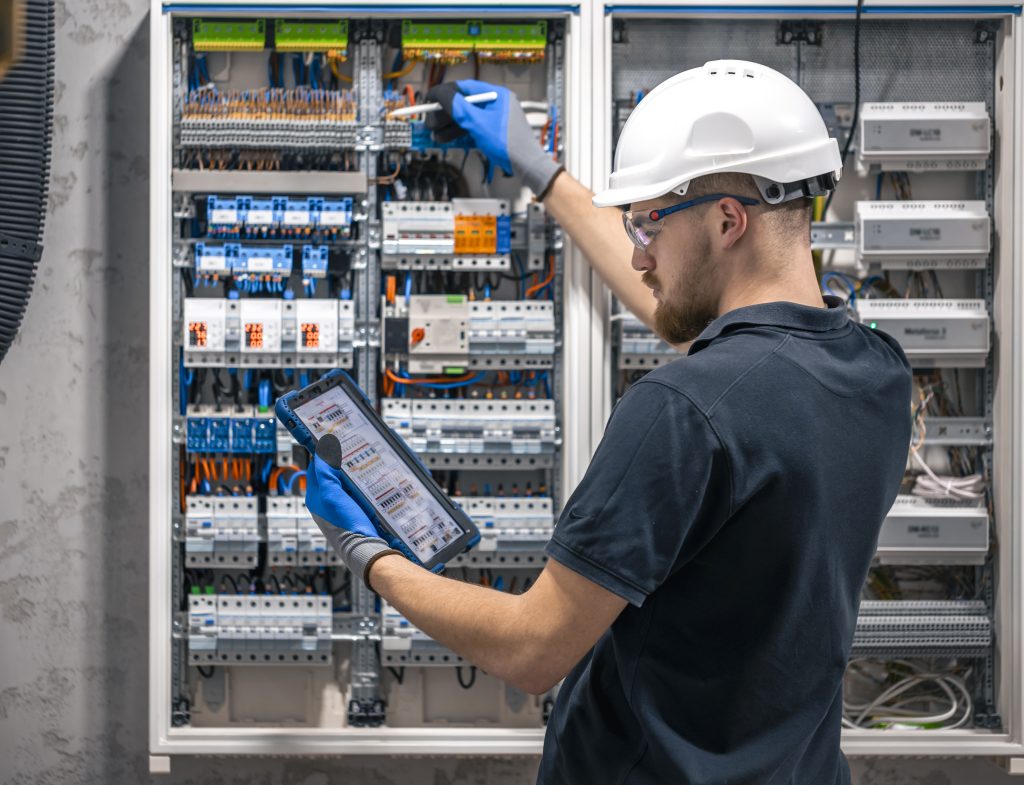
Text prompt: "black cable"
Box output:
[[220, 574, 239, 594], [196, 665, 215, 679], [388, 667, 405, 685], [456, 666, 477, 690], [823, 0, 864, 219], [0, 0, 55, 366]]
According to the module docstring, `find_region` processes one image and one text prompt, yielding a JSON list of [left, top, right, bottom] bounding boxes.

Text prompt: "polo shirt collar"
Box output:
[[688, 295, 848, 355]]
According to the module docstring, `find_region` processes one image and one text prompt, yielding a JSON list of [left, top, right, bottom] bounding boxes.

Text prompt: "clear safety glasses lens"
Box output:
[[622, 211, 657, 250]]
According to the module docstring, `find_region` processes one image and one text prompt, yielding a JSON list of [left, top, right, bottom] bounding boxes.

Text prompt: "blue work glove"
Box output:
[[425, 79, 563, 198], [305, 434, 400, 587]]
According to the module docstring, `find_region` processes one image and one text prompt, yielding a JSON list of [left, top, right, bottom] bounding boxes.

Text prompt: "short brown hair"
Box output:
[[683, 172, 812, 244]]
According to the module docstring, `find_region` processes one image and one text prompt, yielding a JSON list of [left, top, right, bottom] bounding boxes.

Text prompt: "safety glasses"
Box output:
[[622, 193, 762, 250]]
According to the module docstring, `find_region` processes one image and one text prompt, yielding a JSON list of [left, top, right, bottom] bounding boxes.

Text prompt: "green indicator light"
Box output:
[[869, 321, 878, 329]]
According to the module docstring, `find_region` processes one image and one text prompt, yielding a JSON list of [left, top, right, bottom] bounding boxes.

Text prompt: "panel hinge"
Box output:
[[777, 21, 823, 47]]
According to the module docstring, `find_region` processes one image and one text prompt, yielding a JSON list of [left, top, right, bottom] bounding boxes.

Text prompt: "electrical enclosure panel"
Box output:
[[856, 201, 990, 268], [855, 299, 989, 368], [878, 495, 989, 565], [858, 102, 991, 171]]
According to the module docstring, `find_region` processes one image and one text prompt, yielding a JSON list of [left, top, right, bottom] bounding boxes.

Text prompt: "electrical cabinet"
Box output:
[[150, 0, 1024, 767], [595, 1, 1024, 759]]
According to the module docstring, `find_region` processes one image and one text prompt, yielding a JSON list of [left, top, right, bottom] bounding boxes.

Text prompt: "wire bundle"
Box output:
[[843, 660, 973, 729], [0, 0, 55, 365]]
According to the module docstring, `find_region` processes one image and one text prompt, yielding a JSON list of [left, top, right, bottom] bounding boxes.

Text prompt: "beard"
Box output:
[[642, 236, 718, 344]]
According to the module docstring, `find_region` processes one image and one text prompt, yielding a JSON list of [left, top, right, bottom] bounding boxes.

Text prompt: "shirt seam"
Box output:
[[631, 378, 736, 518], [547, 535, 648, 604]]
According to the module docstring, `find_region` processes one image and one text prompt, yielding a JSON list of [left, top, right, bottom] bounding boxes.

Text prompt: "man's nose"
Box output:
[[631, 246, 654, 273]]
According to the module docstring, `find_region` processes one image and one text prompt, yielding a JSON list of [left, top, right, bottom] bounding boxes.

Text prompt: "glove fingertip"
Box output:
[[315, 433, 344, 469]]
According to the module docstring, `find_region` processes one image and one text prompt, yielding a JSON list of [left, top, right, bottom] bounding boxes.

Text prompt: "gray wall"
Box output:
[[0, 1, 1018, 783]]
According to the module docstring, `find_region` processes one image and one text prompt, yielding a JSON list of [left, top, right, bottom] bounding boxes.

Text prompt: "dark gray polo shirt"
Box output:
[[540, 296, 912, 785]]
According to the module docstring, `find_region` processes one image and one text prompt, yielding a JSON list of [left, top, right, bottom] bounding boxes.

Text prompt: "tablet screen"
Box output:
[[292, 385, 465, 562]]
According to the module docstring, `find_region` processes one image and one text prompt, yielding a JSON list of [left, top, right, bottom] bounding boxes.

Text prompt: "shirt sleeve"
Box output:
[[545, 381, 730, 606]]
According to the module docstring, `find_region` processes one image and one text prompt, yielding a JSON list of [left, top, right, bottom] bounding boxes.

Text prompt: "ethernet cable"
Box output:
[[843, 660, 973, 729]]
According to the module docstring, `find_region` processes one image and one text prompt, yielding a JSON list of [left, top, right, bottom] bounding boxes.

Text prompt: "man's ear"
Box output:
[[715, 197, 750, 250]]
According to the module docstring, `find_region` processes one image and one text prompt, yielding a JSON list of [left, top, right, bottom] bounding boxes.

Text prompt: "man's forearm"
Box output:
[[542, 171, 658, 331], [368, 554, 551, 692]]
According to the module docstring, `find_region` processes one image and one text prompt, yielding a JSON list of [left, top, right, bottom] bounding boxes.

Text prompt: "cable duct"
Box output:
[[0, 0, 55, 366]]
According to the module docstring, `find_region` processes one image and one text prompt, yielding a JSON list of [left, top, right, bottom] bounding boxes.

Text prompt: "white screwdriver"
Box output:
[[386, 91, 499, 119]]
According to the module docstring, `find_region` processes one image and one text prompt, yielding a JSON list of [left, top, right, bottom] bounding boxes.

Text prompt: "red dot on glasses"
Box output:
[[649, 210, 661, 221]]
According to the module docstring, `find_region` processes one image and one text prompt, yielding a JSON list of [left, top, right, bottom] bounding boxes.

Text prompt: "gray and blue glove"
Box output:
[[425, 79, 563, 198], [305, 433, 400, 587]]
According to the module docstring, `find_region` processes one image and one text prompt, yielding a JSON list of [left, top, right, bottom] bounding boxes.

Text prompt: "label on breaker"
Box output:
[[209, 208, 238, 225], [246, 209, 275, 226], [284, 210, 311, 227], [247, 256, 275, 272]]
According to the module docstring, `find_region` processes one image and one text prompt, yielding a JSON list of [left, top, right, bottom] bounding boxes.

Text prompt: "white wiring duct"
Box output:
[[909, 390, 985, 501], [843, 661, 973, 729]]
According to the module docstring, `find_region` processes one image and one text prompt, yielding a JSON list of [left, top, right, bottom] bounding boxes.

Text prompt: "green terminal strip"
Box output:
[[274, 19, 349, 54], [192, 18, 266, 52], [401, 19, 547, 54]]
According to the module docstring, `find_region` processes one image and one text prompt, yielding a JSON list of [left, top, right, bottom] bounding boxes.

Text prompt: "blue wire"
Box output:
[[284, 470, 306, 494], [261, 458, 273, 484], [258, 379, 271, 409], [875, 172, 884, 200], [821, 271, 858, 303], [404, 273, 412, 304]]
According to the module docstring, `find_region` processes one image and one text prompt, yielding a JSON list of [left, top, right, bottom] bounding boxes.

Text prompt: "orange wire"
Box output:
[[404, 84, 415, 106], [384, 369, 480, 386], [269, 466, 283, 493], [385, 275, 397, 305], [244, 461, 251, 483], [525, 257, 555, 298], [221, 457, 229, 484]]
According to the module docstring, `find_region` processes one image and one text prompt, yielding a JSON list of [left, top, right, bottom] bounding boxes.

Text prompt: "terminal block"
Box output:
[[877, 495, 989, 565], [187, 593, 333, 665], [381, 199, 512, 270], [382, 398, 557, 457], [857, 102, 990, 172], [266, 496, 339, 567], [206, 197, 353, 240], [401, 19, 547, 64], [387, 295, 555, 372], [614, 311, 677, 369], [274, 19, 348, 55], [192, 18, 266, 52], [852, 600, 991, 658], [855, 201, 990, 269], [855, 299, 989, 368], [185, 495, 260, 567], [380, 601, 468, 666], [180, 89, 359, 151], [185, 406, 277, 454]]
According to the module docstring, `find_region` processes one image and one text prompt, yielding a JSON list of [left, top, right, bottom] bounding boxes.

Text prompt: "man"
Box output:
[[306, 61, 912, 784]]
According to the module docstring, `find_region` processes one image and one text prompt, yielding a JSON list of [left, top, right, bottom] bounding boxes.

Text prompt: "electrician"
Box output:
[[307, 61, 912, 785]]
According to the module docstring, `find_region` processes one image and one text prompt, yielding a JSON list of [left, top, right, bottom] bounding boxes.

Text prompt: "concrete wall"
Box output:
[[0, 1, 1018, 783]]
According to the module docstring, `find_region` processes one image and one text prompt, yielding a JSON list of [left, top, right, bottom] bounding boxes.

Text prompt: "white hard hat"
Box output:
[[593, 60, 842, 208]]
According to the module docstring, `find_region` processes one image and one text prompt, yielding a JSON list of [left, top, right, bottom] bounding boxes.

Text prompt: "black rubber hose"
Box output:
[[0, 0, 55, 366]]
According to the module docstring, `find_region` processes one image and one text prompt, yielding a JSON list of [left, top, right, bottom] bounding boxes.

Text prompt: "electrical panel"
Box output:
[[152, 2, 573, 760], [603, 11, 1017, 751], [152, 0, 1024, 766]]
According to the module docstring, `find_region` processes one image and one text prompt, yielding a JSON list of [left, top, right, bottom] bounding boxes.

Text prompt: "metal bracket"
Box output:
[[777, 21, 823, 47], [975, 21, 999, 45], [810, 222, 856, 250], [611, 18, 628, 44]]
